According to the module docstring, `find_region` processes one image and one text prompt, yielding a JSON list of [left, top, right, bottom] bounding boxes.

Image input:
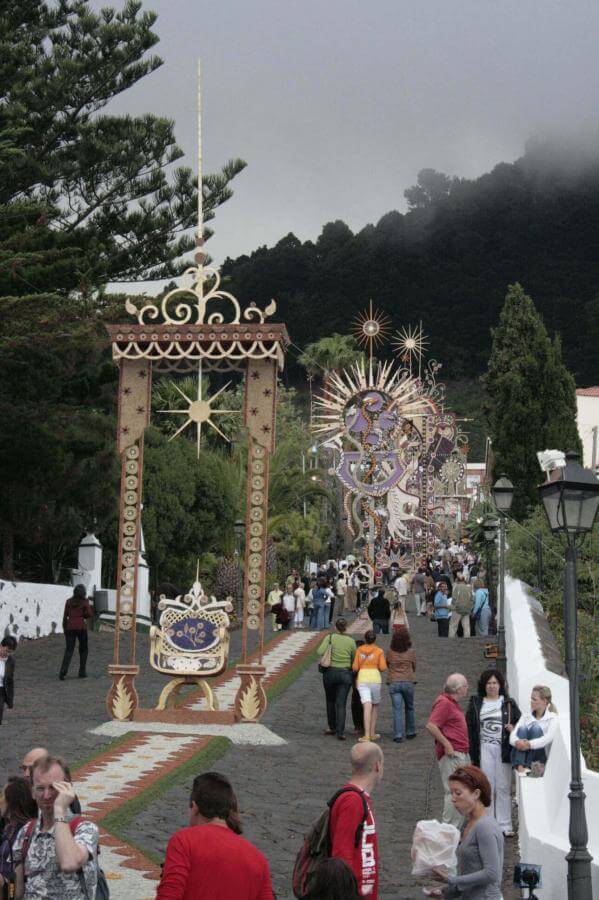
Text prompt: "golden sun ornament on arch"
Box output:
[[157, 361, 238, 458]]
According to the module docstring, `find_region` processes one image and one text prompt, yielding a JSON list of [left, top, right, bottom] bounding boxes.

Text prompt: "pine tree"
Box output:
[[483, 283, 581, 520], [0, 1, 246, 577]]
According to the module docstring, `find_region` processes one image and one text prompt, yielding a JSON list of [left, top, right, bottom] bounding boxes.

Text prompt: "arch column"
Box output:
[[234, 357, 278, 722], [106, 358, 151, 721]]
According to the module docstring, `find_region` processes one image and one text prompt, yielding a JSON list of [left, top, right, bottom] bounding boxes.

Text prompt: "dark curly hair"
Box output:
[[477, 668, 506, 698], [390, 626, 411, 652]]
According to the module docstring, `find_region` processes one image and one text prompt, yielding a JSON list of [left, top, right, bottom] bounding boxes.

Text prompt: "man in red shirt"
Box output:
[[157, 771, 273, 900], [330, 743, 383, 898], [426, 673, 470, 827]]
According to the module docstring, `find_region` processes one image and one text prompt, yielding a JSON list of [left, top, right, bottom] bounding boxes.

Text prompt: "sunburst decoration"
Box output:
[[353, 300, 392, 361], [393, 323, 429, 374], [157, 361, 238, 458], [313, 359, 427, 450]]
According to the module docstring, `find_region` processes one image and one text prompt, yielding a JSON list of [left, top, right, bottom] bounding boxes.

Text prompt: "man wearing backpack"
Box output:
[[330, 743, 383, 898], [13, 755, 99, 899]]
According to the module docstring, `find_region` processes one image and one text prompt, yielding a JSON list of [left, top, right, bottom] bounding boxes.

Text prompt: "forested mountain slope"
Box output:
[[222, 136, 599, 385]]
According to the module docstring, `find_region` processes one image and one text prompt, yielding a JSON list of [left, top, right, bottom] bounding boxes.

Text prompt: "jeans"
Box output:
[[372, 618, 389, 635], [437, 617, 449, 637], [60, 629, 88, 677], [476, 605, 492, 636], [511, 722, 547, 768], [389, 681, 415, 738], [312, 601, 327, 630], [323, 668, 353, 737]]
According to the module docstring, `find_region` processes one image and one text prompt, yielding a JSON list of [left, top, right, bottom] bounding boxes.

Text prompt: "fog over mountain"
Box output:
[[95, 0, 599, 284]]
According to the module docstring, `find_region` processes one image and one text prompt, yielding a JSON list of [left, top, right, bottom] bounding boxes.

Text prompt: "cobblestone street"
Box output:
[[2, 613, 519, 898], [128, 614, 519, 899], [0, 623, 247, 773]]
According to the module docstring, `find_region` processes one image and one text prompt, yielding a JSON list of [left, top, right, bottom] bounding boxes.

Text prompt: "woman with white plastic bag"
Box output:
[[411, 818, 460, 877], [427, 765, 504, 898]]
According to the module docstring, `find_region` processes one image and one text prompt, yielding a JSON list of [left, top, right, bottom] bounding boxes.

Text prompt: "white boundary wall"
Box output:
[[505, 575, 599, 897], [0, 580, 72, 639]]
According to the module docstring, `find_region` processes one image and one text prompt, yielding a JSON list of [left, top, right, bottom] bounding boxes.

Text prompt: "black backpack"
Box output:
[[292, 787, 368, 898]]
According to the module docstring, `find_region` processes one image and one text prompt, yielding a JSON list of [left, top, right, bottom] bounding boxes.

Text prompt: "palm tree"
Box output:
[[298, 333, 363, 381]]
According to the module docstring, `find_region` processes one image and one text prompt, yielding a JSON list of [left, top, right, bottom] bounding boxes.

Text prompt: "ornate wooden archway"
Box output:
[[104, 270, 288, 722]]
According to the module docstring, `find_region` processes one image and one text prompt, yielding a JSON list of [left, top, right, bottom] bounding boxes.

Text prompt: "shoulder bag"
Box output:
[[318, 635, 333, 673]]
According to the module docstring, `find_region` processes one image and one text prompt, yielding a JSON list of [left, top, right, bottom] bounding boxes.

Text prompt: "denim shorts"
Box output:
[[358, 682, 381, 704]]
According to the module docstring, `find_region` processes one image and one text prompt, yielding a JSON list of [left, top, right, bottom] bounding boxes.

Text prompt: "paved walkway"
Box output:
[[127, 615, 519, 898], [1, 616, 518, 898]]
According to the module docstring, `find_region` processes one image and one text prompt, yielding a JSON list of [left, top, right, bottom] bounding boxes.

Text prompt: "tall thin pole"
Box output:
[[496, 516, 507, 675], [197, 58, 203, 248], [302, 452, 306, 519], [563, 541, 593, 899]]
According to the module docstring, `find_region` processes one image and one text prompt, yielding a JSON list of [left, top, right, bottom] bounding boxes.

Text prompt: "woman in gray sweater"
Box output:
[[430, 765, 504, 899]]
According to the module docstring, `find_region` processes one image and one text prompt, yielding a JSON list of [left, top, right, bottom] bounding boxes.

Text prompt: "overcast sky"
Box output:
[[102, 0, 599, 287]]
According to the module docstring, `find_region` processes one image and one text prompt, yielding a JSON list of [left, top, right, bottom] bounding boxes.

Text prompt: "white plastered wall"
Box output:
[[505, 575, 599, 897]]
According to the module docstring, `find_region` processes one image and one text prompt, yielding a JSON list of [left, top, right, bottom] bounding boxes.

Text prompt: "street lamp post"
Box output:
[[538, 451, 599, 900], [491, 474, 514, 676], [482, 516, 499, 614]]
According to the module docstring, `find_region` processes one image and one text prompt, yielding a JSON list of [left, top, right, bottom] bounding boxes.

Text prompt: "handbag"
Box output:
[[318, 635, 333, 673]]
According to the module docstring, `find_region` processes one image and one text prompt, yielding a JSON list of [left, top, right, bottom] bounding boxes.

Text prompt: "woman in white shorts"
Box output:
[[352, 629, 388, 742]]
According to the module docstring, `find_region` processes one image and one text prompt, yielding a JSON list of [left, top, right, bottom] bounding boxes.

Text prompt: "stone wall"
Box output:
[[505, 575, 599, 898], [0, 580, 72, 639]]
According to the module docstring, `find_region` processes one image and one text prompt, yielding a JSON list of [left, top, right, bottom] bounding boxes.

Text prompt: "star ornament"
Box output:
[[393, 324, 429, 361], [158, 363, 238, 458], [352, 300, 391, 351]]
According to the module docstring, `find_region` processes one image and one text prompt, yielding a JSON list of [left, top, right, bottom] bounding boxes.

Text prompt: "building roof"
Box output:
[[576, 387, 599, 397]]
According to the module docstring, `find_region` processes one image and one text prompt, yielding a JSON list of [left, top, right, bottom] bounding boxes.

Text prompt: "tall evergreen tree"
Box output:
[[0, 0, 246, 578], [483, 283, 581, 519]]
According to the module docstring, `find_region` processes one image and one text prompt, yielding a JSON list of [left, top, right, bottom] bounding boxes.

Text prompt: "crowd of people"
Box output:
[[265, 539, 494, 642], [0, 540, 560, 899]]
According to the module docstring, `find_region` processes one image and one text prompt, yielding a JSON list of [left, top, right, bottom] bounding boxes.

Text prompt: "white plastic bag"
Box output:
[[411, 818, 460, 876]]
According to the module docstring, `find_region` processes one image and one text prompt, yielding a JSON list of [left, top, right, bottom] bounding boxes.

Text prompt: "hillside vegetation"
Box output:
[[223, 135, 599, 387]]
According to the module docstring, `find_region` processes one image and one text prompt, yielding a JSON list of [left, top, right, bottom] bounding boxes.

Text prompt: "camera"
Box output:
[[513, 864, 542, 898]]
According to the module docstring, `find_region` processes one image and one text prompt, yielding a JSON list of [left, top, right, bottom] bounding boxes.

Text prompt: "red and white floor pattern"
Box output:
[[78, 629, 323, 898]]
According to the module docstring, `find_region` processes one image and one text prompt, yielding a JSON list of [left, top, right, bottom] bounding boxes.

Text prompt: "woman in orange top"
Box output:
[[352, 629, 387, 742]]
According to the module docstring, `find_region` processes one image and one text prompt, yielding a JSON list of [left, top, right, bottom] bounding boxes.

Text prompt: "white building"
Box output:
[[576, 387, 599, 473]]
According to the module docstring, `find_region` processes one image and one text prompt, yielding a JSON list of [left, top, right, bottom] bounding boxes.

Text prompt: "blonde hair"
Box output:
[[532, 684, 557, 714]]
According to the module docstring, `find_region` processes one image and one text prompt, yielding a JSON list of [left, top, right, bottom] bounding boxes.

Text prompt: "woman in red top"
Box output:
[[158, 771, 273, 900], [59, 584, 92, 680]]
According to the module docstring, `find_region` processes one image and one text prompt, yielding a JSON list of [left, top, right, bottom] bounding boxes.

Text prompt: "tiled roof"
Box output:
[[576, 387, 599, 396]]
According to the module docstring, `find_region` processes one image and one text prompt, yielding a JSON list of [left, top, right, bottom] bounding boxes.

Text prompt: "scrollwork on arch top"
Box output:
[[124, 264, 277, 328]]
